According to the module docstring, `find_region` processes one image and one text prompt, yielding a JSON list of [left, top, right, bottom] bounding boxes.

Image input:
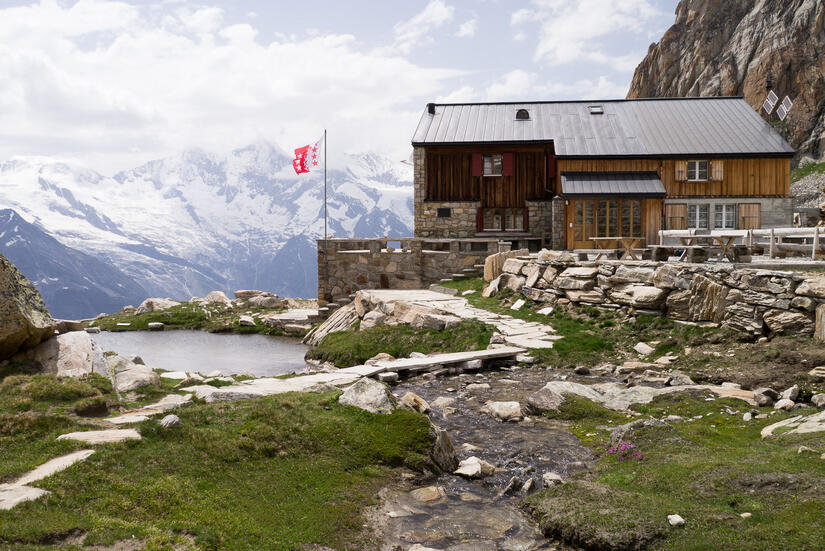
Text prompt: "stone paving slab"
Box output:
[[104, 394, 192, 425], [14, 450, 95, 486], [0, 484, 49, 510], [57, 429, 141, 444]]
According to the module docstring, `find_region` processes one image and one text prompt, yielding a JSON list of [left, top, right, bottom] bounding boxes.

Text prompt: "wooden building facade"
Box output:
[[411, 98, 795, 250]]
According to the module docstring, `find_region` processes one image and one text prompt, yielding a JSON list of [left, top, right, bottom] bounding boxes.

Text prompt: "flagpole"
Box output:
[[324, 128, 327, 241]]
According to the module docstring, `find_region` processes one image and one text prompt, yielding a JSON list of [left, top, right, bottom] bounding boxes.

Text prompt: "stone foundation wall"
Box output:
[[526, 199, 554, 243], [488, 250, 825, 337], [414, 201, 481, 238], [317, 238, 507, 302]]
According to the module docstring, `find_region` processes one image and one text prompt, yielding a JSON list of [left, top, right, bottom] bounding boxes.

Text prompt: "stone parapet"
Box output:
[[487, 249, 825, 337]]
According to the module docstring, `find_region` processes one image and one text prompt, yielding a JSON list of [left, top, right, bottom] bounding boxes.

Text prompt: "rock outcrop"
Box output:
[[134, 298, 179, 315], [628, 0, 825, 159], [0, 253, 56, 361], [16, 331, 108, 377]]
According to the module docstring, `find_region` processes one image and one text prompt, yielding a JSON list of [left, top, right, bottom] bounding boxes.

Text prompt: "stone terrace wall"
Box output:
[[486, 250, 825, 337], [317, 238, 510, 303]]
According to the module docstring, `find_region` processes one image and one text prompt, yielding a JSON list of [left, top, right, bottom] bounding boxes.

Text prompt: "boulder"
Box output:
[[667, 373, 695, 386], [653, 264, 691, 290], [796, 278, 825, 299], [500, 273, 526, 292], [811, 394, 825, 408], [147, 322, 165, 331], [564, 288, 605, 303], [481, 401, 522, 422], [431, 396, 456, 409], [359, 310, 386, 330], [365, 352, 395, 366], [502, 258, 528, 275], [107, 354, 160, 393], [55, 320, 84, 334], [554, 277, 595, 291], [524, 269, 541, 289], [774, 399, 796, 411], [667, 514, 685, 527], [0, 253, 55, 361], [560, 266, 599, 278], [781, 385, 800, 401], [134, 298, 179, 315], [234, 290, 265, 299], [634, 342, 655, 356], [542, 472, 564, 487], [401, 392, 431, 414], [482, 275, 501, 298], [688, 275, 728, 322], [665, 289, 691, 320], [204, 291, 233, 307], [454, 456, 495, 479], [18, 331, 108, 378], [429, 425, 458, 472], [248, 295, 282, 308], [534, 381, 604, 406], [608, 265, 655, 285], [238, 316, 256, 327], [525, 385, 565, 413], [762, 310, 815, 335], [338, 377, 397, 414], [411, 312, 460, 331], [608, 285, 667, 308]]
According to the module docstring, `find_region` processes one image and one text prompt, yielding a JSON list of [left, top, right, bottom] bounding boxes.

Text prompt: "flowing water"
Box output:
[[91, 330, 310, 376]]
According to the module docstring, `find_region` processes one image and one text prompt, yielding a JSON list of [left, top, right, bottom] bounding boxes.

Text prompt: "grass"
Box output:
[[91, 302, 291, 336], [442, 277, 722, 367], [0, 377, 432, 550], [526, 393, 825, 550], [792, 160, 825, 182], [306, 319, 493, 367]]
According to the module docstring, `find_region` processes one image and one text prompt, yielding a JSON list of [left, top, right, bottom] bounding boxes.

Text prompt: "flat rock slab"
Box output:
[[762, 411, 825, 438], [159, 371, 189, 380], [0, 484, 49, 510], [14, 450, 95, 486], [106, 414, 151, 425], [57, 429, 141, 444]]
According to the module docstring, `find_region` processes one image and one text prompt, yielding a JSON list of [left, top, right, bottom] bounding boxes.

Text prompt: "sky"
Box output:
[[0, 0, 679, 174]]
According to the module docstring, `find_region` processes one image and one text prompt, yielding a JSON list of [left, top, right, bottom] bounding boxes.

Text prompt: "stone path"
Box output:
[[57, 429, 141, 444], [105, 393, 192, 425], [182, 347, 526, 403], [762, 410, 825, 438], [364, 289, 561, 349], [0, 450, 95, 510]]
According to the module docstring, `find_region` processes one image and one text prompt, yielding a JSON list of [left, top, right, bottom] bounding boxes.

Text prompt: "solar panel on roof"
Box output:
[[763, 90, 778, 114], [777, 96, 793, 121]]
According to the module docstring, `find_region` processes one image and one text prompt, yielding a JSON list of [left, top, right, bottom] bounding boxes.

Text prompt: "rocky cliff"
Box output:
[[628, 0, 825, 160], [0, 252, 55, 360]]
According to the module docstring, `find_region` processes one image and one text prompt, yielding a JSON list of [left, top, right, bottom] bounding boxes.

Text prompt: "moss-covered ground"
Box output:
[[89, 302, 290, 336], [0, 369, 431, 551], [525, 393, 825, 551], [306, 319, 493, 367]]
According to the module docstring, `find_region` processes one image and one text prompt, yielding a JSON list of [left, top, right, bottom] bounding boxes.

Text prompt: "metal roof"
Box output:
[[560, 172, 667, 197], [411, 97, 795, 157]]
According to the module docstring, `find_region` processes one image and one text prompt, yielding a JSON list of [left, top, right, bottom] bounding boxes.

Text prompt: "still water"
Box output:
[[92, 330, 309, 377]]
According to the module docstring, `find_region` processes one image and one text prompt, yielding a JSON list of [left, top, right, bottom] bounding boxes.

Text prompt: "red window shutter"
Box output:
[[546, 154, 556, 181], [502, 153, 513, 176], [471, 153, 482, 177]]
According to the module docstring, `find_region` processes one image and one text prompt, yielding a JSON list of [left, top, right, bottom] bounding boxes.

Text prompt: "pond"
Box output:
[[91, 330, 309, 377]]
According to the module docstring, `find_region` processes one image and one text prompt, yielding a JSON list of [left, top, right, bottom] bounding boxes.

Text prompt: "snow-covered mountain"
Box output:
[[0, 143, 413, 317]]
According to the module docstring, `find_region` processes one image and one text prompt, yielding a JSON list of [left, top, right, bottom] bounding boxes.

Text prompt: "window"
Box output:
[[515, 108, 530, 120], [687, 160, 709, 181], [714, 204, 737, 229], [483, 154, 502, 176], [686, 204, 709, 229]]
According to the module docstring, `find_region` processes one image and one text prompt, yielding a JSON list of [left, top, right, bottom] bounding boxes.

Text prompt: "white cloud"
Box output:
[[484, 70, 627, 101], [0, 1, 462, 173], [510, 0, 663, 69], [456, 18, 478, 37], [392, 0, 455, 54], [436, 86, 477, 103]]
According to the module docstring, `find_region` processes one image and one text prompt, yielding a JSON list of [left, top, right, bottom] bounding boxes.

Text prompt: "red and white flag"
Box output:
[[292, 134, 324, 174]]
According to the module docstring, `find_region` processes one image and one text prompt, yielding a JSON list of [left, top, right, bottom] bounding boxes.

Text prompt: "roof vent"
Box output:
[[427, 103, 436, 115], [588, 105, 604, 115], [515, 108, 530, 120]]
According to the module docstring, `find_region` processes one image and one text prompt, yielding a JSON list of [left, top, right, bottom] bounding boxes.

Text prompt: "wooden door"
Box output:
[[665, 204, 687, 230], [738, 203, 761, 229]]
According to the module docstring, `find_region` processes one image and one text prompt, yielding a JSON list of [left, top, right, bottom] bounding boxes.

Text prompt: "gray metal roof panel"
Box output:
[[411, 97, 795, 156], [560, 171, 667, 197]]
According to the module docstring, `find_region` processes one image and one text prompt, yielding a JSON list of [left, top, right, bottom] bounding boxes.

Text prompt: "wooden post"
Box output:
[[769, 228, 775, 258], [813, 227, 820, 260], [816, 304, 825, 343]]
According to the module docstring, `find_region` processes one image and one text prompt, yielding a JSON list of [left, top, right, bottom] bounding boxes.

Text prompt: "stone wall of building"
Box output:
[[317, 238, 508, 303], [487, 250, 825, 337], [415, 201, 481, 238]]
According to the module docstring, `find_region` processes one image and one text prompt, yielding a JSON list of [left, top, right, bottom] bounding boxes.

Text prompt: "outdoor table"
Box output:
[[710, 234, 740, 262], [590, 237, 643, 261]]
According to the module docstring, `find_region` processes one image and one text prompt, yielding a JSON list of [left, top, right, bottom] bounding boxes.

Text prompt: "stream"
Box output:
[[373, 365, 597, 551]]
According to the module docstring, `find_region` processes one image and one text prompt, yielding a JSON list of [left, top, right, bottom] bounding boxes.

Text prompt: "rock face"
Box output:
[[627, 0, 825, 159], [18, 331, 108, 377], [0, 253, 56, 361], [107, 354, 161, 393], [338, 377, 397, 414]]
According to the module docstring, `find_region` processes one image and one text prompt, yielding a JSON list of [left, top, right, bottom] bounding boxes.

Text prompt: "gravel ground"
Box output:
[[791, 169, 825, 209]]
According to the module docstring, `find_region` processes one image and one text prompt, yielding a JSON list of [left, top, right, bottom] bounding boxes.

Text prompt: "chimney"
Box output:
[[427, 103, 436, 115]]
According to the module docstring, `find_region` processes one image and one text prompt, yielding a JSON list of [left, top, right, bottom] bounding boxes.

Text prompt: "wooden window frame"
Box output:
[[482, 154, 503, 177], [687, 160, 709, 182]]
